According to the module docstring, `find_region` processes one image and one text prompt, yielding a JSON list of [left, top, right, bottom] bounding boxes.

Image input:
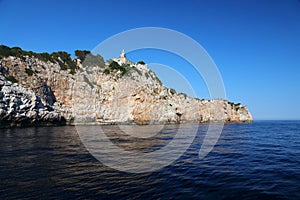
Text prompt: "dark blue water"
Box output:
[[0, 121, 299, 199]]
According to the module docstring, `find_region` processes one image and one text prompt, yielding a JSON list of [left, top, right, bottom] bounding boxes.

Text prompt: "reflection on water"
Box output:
[[98, 125, 180, 153], [76, 124, 199, 173], [0, 121, 300, 199]]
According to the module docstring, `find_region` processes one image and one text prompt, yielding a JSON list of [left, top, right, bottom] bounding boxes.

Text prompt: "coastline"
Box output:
[[0, 119, 253, 129], [0, 47, 253, 128]]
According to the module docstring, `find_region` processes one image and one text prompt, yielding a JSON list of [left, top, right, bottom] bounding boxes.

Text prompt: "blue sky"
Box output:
[[0, 0, 300, 120]]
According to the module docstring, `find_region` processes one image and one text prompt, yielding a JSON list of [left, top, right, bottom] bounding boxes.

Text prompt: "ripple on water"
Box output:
[[0, 121, 300, 199]]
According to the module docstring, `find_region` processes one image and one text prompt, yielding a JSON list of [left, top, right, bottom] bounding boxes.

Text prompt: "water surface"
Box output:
[[0, 121, 299, 199]]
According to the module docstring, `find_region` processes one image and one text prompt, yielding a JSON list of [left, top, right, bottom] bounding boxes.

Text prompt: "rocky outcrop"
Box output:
[[0, 72, 65, 128], [0, 51, 252, 128]]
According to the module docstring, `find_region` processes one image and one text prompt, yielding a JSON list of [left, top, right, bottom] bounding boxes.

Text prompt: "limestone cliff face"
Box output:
[[0, 55, 252, 127], [0, 72, 64, 128]]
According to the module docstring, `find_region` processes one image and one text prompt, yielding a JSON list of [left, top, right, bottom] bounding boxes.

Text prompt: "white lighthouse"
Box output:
[[113, 49, 132, 65]]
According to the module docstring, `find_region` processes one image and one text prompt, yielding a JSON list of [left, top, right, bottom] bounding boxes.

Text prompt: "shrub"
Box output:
[[69, 68, 76, 75], [103, 68, 110, 74], [228, 101, 234, 106], [25, 68, 34, 76], [178, 92, 187, 99], [153, 88, 159, 94], [234, 103, 241, 106], [109, 61, 123, 74], [169, 88, 176, 95], [137, 61, 145, 65], [109, 61, 122, 70], [108, 62, 135, 77], [6, 75, 18, 83], [0, 45, 52, 63], [0, 45, 80, 73]]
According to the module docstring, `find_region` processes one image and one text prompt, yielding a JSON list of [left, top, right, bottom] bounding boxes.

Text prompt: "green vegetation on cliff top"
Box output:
[[0, 45, 105, 74], [0, 45, 163, 85]]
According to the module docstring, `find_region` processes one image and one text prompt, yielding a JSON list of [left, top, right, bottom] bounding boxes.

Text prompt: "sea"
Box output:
[[0, 121, 299, 199]]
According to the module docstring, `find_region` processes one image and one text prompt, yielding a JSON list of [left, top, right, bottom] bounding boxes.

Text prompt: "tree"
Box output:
[[10, 47, 23, 56], [0, 45, 11, 57], [50, 51, 71, 62], [50, 51, 76, 72], [74, 50, 91, 61]]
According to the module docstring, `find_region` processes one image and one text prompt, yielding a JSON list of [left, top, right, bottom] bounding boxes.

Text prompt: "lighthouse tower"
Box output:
[[113, 49, 132, 65]]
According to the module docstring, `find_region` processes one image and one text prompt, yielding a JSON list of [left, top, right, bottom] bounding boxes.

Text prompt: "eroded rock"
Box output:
[[0, 53, 252, 128]]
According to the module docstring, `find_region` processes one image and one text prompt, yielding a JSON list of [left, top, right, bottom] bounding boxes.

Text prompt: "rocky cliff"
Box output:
[[0, 46, 252, 127]]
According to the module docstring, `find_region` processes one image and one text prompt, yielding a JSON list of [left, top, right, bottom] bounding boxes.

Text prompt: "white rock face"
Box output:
[[0, 55, 252, 127], [0, 71, 64, 127]]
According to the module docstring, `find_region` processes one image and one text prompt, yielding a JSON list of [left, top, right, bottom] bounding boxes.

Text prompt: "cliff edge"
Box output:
[[0, 46, 252, 127]]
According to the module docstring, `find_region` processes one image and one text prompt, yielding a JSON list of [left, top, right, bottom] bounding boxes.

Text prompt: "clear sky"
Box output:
[[0, 0, 300, 120]]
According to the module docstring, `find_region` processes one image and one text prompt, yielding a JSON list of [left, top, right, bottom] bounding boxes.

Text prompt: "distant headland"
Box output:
[[0, 45, 252, 128]]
